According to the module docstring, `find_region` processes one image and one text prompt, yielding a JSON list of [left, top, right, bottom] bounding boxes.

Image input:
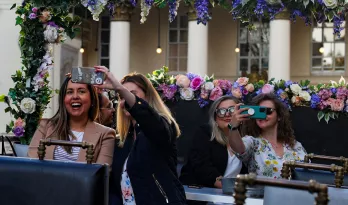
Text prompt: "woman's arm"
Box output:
[[227, 104, 249, 154]]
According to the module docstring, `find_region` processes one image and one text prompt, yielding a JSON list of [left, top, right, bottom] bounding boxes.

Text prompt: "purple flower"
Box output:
[[233, 82, 239, 89], [256, 89, 261, 95], [186, 72, 198, 81], [254, 0, 268, 19], [285, 80, 293, 87], [168, 0, 178, 22], [47, 21, 58, 28], [107, 2, 115, 16], [336, 87, 347, 100], [310, 94, 320, 109], [318, 89, 332, 100], [333, 15, 345, 38], [276, 89, 284, 96], [159, 84, 177, 100], [145, 0, 154, 7], [32, 7, 38, 13], [198, 97, 210, 108], [331, 88, 337, 94], [29, 13, 37, 19], [194, 0, 211, 25], [13, 126, 25, 137]]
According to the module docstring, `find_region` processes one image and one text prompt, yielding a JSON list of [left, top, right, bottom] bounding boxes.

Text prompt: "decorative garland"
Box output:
[[1, 1, 80, 144], [1, 0, 347, 145], [148, 66, 348, 123]]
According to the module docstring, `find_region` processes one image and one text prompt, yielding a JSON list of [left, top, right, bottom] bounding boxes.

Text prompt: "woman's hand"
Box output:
[[94, 66, 122, 91], [229, 103, 250, 128]]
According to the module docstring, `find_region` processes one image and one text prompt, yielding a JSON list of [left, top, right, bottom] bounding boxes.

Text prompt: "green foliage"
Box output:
[[2, 2, 80, 144]]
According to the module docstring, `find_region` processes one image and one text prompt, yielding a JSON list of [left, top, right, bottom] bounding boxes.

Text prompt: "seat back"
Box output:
[[0, 156, 109, 205], [292, 168, 348, 186], [264, 186, 348, 205]]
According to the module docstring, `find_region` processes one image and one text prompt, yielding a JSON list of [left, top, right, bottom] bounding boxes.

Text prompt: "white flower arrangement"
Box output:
[[20, 98, 36, 114]]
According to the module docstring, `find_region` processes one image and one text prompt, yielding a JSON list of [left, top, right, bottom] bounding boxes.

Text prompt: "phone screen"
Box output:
[[71, 67, 105, 85]]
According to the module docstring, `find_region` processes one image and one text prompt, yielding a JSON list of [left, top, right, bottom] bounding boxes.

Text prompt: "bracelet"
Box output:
[[228, 123, 240, 131]]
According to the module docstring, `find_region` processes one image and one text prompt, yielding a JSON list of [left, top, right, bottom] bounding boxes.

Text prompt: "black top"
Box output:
[[180, 124, 248, 188], [109, 96, 187, 205]]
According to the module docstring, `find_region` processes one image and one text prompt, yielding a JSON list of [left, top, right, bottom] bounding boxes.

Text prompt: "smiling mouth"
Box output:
[[71, 103, 82, 109]]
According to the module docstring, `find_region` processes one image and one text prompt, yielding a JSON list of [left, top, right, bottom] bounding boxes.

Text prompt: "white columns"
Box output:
[[0, 1, 22, 132], [187, 9, 208, 76], [109, 6, 133, 79], [269, 12, 290, 81]]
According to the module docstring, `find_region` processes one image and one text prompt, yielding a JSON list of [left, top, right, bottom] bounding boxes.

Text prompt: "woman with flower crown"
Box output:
[[227, 93, 307, 179]]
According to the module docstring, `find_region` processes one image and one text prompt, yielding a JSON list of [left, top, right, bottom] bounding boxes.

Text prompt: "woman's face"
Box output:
[[121, 82, 146, 117], [215, 99, 237, 129], [256, 100, 278, 130], [64, 81, 91, 119]]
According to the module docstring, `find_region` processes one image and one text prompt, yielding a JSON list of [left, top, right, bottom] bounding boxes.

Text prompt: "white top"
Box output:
[[121, 158, 136, 204], [237, 136, 307, 179], [223, 148, 242, 178], [53, 131, 84, 161]]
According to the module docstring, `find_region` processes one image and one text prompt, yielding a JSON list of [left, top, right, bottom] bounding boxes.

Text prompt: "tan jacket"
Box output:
[[28, 120, 116, 166]]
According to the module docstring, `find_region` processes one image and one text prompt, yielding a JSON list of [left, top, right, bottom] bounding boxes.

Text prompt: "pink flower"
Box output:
[[245, 83, 255, 92], [330, 99, 345, 111], [176, 75, 190, 88], [14, 118, 25, 127], [190, 77, 204, 91], [236, 77, 249, 86], [209, 87, 223, 101], [32, 7, 38, 13], [232, 87, 242, 99], [261, 84, 274, 94], [214, 80, 232, 91]]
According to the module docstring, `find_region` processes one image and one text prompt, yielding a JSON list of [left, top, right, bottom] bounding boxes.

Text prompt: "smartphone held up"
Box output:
[[71, 67, 106, 85], [240, 105, 268, 119]]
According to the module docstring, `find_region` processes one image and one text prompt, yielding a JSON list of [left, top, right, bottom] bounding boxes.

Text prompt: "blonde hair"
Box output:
[[117, 72, 181, 147], [209, 95, 241, 146]]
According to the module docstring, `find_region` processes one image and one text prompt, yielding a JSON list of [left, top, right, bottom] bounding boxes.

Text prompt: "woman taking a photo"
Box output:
[[180, 96, 247, 189], [227, 93, 307, 178], [28, 76, 116, 165], [93, 66, 186, 205]]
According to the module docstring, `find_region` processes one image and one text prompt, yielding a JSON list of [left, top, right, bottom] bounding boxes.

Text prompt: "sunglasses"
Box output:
[[216, 106, 235, 118], [261, 107, 275, 115]]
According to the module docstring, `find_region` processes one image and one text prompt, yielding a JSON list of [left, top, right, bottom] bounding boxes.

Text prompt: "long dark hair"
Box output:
[[241, 93, 296, 148], [46, 77, 99, 153]]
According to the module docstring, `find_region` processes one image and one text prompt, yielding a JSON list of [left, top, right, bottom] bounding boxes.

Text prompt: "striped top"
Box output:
[[53, 131, 84, 161]]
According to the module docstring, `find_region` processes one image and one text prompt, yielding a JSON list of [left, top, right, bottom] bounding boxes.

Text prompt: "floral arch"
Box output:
[[1, 0, 347, 144]]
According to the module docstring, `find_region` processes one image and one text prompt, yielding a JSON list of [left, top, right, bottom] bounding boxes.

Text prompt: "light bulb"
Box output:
[[80, 47, 85, 53], [156, 47, 162, 54], [319, 47, 324, 54], [235, 47, 240, 53]]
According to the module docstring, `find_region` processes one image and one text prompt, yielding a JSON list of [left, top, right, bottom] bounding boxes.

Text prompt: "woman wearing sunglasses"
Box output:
[[180, 96, 247, 194], [228, 93, 307, 178]]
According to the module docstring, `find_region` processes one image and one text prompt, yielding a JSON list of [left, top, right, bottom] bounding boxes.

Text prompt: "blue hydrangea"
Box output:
[[285, 80, 293, 87], [186, 72, 198, 81], [198, 97, 210, 108], [310, 94, 320, 108], [331, 88, 337, 94]]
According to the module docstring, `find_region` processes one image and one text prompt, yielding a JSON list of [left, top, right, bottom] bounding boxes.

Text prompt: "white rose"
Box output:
[[20, 98, 36, 114], [323, 0, 337, 9], [180, 88, 194, 101], [299, 90, 311, 101], [290, 84, 302, 95], [291, 96, 297, 103], [202, 82, 214, 91], [44, 25, 58, 43]]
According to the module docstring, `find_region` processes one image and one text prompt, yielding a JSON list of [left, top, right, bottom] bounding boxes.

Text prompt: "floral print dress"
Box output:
[[121, 158, 136, 205], [237, 136, 307, 179]]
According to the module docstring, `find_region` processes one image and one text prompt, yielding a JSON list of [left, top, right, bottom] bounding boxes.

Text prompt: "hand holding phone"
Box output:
[[71, 67, 106, 85]]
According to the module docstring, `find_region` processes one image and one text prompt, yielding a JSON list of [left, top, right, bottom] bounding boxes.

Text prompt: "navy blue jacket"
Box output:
[[109, 96, 187, 205]]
